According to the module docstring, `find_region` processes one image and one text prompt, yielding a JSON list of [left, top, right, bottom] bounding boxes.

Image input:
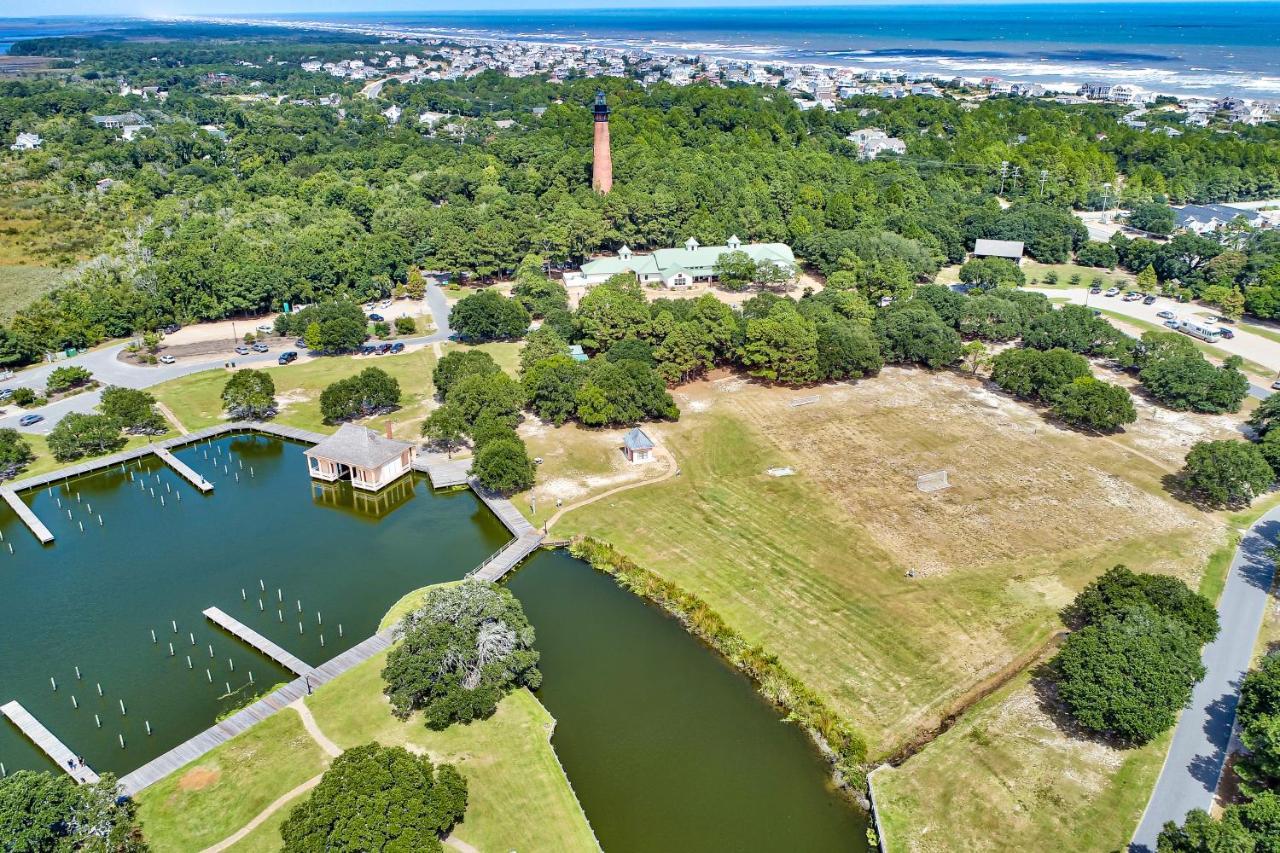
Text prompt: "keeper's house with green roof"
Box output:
[[565, 236, 796, 290]]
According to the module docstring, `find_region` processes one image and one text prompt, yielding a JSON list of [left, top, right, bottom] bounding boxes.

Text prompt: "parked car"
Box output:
[[1163, 320, 1180, 329], [255, 324, 273, 333], [1272, 379, 1280, 391], [159, 355, 176, 364], [18, 414, 43, 427], [1204, 315, 1220, 323], [161, 323, 181, 334], [251, 342, 269, 353], [1123, 292, 1142, 302], [376, 343, 392, 354], [390, 342, 405, 354], [1218, 328, 1235, 339], [278, 351, 298, 365], [368, 313, 384, 322], [1104, 287, 1120, 297], [234, 345, 250, 355], [1142, 295, 1157, 305], [1089, 285, 1102, 294], [1157, 310, 1176, 320], [295, 338, 307, 348], [359, 345, 376, 355]]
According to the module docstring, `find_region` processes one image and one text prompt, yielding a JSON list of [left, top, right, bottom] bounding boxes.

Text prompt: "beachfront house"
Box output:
[[304, 423, 416, 492], [622, 427, 656, 464], [972, 239, 1025, 265], [565, 236, 797, 289]]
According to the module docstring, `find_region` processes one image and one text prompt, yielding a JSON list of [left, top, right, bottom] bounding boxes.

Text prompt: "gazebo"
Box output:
[[622, 427, 656, 464], [304, 423, 416, 492]]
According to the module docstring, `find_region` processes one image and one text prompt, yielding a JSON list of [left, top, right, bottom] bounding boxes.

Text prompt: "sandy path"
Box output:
[[544, 446, 679, 534]]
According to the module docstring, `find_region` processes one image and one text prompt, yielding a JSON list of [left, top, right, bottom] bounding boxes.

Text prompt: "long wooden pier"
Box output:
[[203, 607, 309, 676], [0, 487, 54, 544], [117, 628, 394, 795], [154, 448, 213, 493], [1, 700, 99, 784]]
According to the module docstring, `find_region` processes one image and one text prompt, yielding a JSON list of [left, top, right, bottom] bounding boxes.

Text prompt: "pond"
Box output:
[[509, 550, 870, 852], [0, 435, 509, 775], [2, 435, 868, 849]]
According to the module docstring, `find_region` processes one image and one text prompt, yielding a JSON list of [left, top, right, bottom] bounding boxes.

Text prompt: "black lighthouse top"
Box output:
[[593, 90, 610, 122]]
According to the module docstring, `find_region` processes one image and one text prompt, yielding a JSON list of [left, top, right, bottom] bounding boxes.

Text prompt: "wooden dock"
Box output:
[[0, 487, 54, 544], [1, 700, 99, 784], [203, 607, 309, 676], [117, 628, 394, 795], [153, 448, 213, 493], [415, 456, 472, 489], [469, 478, 536, 536], [469, 529, 546, 582]]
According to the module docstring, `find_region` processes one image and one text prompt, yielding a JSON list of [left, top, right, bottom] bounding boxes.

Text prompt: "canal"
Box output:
[[510, 549, 869, 852]]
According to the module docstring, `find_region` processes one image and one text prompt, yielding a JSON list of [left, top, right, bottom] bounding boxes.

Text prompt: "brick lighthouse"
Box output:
[[592, 90, 613, 194]]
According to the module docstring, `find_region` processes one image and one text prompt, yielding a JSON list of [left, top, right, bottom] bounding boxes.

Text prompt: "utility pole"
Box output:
[[1010, 165, 1022, 195], [1101, 182, 1112, 223], [1038, 169, 1049, 198], [997, 160, 1009, 197]]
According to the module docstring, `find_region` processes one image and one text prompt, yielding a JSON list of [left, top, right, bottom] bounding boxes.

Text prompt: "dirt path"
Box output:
[[200, 701, 477, 852], [199, 773, 324, 853], [543, 446, 679, 535], [156, 402, 188, 436], [289, 700, 340, 758]]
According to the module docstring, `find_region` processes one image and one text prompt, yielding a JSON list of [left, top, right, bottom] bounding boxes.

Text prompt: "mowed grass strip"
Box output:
[[135, 709, 328, 852], [305, 648, 598, 853], [873, 670, 1168, 853]]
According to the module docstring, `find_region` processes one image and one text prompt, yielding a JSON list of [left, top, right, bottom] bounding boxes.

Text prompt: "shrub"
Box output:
[[472, 436, 536, 494], [46, 365, 93, 394], [394, 315, 416, 335]]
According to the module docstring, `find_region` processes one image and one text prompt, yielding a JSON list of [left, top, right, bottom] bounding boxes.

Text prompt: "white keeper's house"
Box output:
[[565, 235, 796, 289]]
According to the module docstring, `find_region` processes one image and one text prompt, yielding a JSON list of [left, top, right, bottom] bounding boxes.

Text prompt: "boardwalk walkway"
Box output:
[[0, 487, 53, 543], [154, 448, 213, 493], [118, 628, 394, 795], [203, 607, 309, 676], [1, 700, 99, 784], [464, 478, 544, 582]]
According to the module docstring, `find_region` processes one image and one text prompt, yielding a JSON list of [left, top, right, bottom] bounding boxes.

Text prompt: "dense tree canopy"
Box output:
[[0, 771, 144, 851], [281, 743, 467, 852], [383, 582, 541, 729]]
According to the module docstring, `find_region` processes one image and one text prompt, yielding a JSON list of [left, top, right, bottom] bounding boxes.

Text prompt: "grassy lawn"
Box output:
[[135, 708, 329, 852], [149, 342, 522, 444], [13, 433, 176, 483], [305, 648, 598, 853], [135, 583, 595, 853], [873, 669, 1169, 853], [935, 262, 1133, 290], [0, 264, 60, 319], [556, 370, 1229, 756]]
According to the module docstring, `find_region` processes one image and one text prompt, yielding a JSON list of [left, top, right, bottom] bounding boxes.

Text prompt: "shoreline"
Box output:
[[153, 11, 1280, 102]]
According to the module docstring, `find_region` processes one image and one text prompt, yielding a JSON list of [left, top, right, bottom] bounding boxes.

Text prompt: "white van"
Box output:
[[1178, 317, 1222, 343]]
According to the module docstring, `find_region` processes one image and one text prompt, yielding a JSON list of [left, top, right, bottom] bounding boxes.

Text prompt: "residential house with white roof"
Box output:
[[565, 236, 796, 289]]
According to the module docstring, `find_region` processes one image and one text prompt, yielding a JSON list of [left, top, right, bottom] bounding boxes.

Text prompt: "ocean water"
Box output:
[[267, 3, 1280, 98]]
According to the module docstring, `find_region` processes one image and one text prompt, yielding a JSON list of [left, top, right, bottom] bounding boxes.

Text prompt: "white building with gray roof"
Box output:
[[565, 235, 796, 289]]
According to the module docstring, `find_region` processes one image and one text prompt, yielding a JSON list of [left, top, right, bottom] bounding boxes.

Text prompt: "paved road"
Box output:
[[0, 285, 454, 435], [1131, 506, 1280, 851], [1036, 287, 1280, 400]]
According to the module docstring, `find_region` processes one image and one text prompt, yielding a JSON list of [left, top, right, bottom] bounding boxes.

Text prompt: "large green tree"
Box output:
[[222, 369, 277, 420], [0, 771, 144, 851], [46, 413, 125, 462], [1180, 440, 1274, 508], [281, 744, 466, 852]]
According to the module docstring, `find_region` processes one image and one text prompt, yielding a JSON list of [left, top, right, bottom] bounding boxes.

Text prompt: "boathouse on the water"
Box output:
[[304, 423, 415, 492]]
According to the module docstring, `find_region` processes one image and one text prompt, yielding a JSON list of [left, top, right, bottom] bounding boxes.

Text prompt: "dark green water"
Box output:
[[509, 550, 869, 852], [0, 435, 509, 775], [2, 438, 867, 850]]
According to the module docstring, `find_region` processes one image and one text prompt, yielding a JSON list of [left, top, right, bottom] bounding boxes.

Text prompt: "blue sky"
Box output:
[[8, 0, 1258, 18]]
